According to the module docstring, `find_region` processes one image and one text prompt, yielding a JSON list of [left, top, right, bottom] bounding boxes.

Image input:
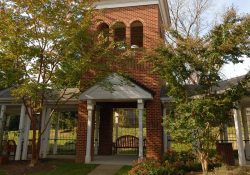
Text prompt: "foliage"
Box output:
[[128, 159, 165, 175], [0, 0, 131, 165], [128, 150, 221, 175], [162, 150, 221, 175], [148, 8, 250, 173], [51, 112, 77, 130], [212, 165, 250, 175], [0, 0, 94, 164], [163, 150, 201, 175]]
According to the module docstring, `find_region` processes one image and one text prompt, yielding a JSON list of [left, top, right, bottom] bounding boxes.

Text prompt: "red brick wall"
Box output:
[[94, 4, 161, 48], [76, 102, 87, 163], [76, 4, 164, 162]]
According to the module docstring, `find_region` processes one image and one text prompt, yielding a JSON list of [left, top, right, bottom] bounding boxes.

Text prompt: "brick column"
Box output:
[[146, 98, 163, 160], [126, 26, 131, 46], [98, 107, 113, 155], [76, 101, 88, 163]]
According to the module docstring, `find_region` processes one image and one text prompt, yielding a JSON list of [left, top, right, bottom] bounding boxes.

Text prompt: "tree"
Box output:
[[148, 7, 250, 173], [0, 0, 130, 166]]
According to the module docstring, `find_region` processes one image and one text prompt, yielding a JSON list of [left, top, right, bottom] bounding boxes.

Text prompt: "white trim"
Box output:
[[53, 112, 61, 155], [85, 100, 95, 163], [15, 104, 26, 160], [138, 99, 144, 159], [21, 109, 31, 160], [163, 106, 168, 152], [233, 104, 246, 166], [115, 112, 119, 141], [95, 0, 158, 9], [42, 108, 52, 158], [241, 108, 250, 159], [159, 0, 171, 27], [80, 74, 153, 101], [40, 107, 47, 156]]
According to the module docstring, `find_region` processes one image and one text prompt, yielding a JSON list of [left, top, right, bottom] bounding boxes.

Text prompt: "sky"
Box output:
[[210, 0, 250, 79]]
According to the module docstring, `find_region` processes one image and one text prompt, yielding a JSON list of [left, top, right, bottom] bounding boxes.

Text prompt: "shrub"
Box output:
[[213, 165, 250, 175], [128, 159, 165, 175], [162, 150, 201, 175], [129, 150, 222, 175]]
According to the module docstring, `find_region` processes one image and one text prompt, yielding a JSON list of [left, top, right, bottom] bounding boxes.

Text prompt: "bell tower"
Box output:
[[76, 0, 171, 163], [93, 0, 170, 49]]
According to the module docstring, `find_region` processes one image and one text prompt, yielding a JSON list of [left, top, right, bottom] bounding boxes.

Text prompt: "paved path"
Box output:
[[88, 164, 122, 175]]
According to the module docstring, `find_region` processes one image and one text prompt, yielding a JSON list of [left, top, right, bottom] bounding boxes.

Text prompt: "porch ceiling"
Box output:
[[79, 74, 153, 101]]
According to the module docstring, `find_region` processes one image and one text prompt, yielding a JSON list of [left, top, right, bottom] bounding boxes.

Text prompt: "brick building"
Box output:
[[75, 0, 171, 163], [0, 0, 249, 167]]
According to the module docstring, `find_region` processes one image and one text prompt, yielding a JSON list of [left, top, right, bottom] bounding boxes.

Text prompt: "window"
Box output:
[[113, 22, 126, 43], [131, 21, 143, 48], [97, 23, 109, 39]]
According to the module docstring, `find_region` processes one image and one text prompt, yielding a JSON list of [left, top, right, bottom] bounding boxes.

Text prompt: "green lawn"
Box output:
[[29, 163, 97, 175], [0, 169, 6, 175], [114, 166, 132, 175], [0, 162, 97, 175]]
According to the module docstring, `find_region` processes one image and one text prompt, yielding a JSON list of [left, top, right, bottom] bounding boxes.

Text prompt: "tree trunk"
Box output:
[[197, 151, 208, 174], [30, 117, 38, 167]]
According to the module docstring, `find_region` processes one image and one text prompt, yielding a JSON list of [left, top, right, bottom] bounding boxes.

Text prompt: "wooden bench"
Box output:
[[113, 135, 146, 154]]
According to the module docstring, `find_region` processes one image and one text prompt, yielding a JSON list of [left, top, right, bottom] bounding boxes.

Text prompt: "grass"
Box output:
[[0, 169, 6, 175], [29, 162, 97, 175], [114, 166, 132, 175]]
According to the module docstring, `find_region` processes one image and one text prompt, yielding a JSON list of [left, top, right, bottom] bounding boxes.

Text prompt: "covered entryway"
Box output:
[[78, 74, 153, 163], [0, 88, 79, 160]]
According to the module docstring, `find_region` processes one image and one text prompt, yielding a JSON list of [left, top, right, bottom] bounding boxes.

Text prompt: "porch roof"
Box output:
[[160, 75, 250, 105], [79, 74, 153, 101], [0, 87, 79, 105]]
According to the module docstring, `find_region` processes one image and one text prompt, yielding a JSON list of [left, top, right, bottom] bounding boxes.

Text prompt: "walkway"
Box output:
[[87, 155, 136, 175], [90, 155, 137, 165], [88, 164, 122, 175]]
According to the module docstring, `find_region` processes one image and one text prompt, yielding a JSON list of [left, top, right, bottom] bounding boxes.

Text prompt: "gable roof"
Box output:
[[161, 75, 248, 101], [79, 74, 153, 101]]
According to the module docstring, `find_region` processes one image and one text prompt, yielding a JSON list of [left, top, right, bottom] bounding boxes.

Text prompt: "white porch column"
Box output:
[[53, 112, 61, 155], [115, 112, 119, 141], [241, 107, 250, 159], [0, 105, 6, 125], [0, 105, 6, 131], [94, 107, 100, 155], [40, 107, 47, 156], [21, 108, 31, 160], [42, 108, 51, 158], [163, 105, 168, 152], [15, 104, 26, 160], [85, 100, 95, 163], [223, 124, 228, 143], [138, 99, 144, 159], [233, 103, 246, 166], [0, 105, 6, 153]]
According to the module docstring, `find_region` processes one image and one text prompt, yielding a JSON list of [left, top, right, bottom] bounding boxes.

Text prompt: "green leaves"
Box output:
[[151, 8, 249, 171]]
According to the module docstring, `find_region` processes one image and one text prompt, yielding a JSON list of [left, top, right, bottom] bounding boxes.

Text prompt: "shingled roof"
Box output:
[[160, 75, 248, 99]]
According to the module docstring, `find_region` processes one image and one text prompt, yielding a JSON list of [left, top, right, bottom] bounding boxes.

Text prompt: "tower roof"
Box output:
[[94, 0, 158, 9], [94, 0, 170, 28]]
